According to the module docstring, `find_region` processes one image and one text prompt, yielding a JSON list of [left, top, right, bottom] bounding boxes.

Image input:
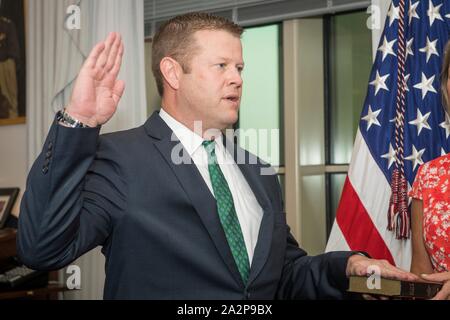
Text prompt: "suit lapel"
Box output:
[[145, 112, 245, 288]]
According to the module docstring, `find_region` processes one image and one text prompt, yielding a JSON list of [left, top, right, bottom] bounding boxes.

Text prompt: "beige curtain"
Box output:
[[26, 0, 146, 299]]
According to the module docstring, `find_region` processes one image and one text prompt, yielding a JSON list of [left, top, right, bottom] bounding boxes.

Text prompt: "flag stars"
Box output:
[[413, 73, 437, 99], [409, 1, 420, 24], [419, 37, 439, 63], [440, 112, 450, 138], [409, 110, 432, 135], [404, 74, 410, 92], [378, 36, 397, 61], [362, 105, 382, 130], [427, 0, 443, 26], [381, 144, 398, 169], [405, 145, 426, 171], [387, 4, 400, 26], [370, 71, 390, 95], [406, 38, 414, 58]]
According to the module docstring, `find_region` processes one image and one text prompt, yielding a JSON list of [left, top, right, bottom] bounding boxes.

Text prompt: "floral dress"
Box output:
[[409, 153, 450, 272]]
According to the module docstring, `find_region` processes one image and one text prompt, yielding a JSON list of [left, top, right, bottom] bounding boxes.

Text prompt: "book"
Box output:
[[348, 275, 443, 299]]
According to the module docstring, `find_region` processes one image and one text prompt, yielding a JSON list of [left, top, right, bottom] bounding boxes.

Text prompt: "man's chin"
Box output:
[[223, 111, 239, 128]]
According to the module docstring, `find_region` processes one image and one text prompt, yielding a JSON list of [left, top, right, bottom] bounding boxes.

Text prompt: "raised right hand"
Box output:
[[65, 32, 125, 127]]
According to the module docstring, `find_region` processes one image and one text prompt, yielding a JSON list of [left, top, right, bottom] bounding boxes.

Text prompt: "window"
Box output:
[[238, 23, 284, 195], [324, 11, 372, 237]]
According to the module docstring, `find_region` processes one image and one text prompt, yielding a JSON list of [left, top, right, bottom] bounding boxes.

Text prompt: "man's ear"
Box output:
[[160, 57, 182, 91]]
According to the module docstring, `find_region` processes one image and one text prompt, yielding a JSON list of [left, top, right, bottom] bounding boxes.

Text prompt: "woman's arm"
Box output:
[[410, 199, 434, 275]]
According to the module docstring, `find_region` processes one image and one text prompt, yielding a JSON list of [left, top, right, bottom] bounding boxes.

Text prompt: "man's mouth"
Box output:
[[223, 95, 240, 103]]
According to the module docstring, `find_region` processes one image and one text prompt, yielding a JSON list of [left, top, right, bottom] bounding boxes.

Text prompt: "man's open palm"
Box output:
[[66, 32, 125, 127]]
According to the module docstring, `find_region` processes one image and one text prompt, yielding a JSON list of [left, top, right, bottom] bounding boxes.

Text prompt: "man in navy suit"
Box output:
[[17, 12, 417, 299]]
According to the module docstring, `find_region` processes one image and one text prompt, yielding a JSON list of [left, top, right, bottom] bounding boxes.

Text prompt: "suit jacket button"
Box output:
[[46, 151, 52, 158], [48, 142, 53, 149], [42, 167, 49, 174]]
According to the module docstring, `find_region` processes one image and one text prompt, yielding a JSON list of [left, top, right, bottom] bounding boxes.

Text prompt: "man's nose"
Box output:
[[228, 68, 243, 87]]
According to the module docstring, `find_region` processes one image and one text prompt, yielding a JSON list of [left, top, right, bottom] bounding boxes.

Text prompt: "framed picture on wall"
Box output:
[[0, 187, 19, 228], [0, 0, 26, 126]]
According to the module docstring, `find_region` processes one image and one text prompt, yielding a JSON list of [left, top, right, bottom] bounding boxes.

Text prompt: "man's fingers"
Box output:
[[372, 260, 419, 281], [110, 43, 124, 78], [353, 259, 419, 281], [387, 271, 415, 281], [85, 42, 105, 69], [392, 269, 419, 281], [378, 269, 402, 281], [380, 268, 418, 282], [112, 80, 125, 105], [105, 34, 122, 72], [96, 32, 117, 70], [102, 32, 117, 65]]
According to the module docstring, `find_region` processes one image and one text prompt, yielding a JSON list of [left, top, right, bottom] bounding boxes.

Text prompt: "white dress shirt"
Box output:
[[159, 108, 263, 264]]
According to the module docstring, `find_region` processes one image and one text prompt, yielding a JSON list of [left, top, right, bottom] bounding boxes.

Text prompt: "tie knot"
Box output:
[[202, 140, 216, 161], [202, 140, 214, 147], [202, 139, 215, 151]]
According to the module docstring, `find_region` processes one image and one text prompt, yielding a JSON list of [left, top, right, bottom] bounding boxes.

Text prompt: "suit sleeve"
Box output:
[[17, 119, 126, 270], [276, 231, 353, 299], [271, 175, 353, 299]]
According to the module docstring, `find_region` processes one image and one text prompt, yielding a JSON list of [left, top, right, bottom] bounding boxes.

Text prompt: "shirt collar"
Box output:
[[159, 108, 224, 156]]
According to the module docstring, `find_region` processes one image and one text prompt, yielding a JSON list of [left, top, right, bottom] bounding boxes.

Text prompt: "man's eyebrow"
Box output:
[[215, 57, 244, 65]]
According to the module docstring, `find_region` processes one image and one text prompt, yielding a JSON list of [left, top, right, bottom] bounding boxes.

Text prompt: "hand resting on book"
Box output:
[[421, 271, 450, 300]]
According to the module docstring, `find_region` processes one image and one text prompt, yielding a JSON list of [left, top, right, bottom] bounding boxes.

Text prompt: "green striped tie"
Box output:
[[202, 140, 250, 284]]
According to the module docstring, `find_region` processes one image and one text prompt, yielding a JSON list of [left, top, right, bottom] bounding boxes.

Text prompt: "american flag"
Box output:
[[326, 0, 450, 270]]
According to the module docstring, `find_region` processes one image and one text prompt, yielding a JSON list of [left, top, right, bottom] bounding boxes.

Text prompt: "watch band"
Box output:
[[56, 109, 89, 128]]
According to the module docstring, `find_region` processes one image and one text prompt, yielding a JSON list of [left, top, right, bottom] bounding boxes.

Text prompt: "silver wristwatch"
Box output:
[[56, 109, 89, 128]]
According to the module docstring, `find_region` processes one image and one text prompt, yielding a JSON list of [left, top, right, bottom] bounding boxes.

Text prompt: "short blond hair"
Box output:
[[441, 40, 450, 113], [151, 12, 243, 96]]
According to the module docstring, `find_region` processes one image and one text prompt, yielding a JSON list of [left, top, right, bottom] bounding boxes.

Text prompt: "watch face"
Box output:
[[56, 110, 88, 128], [56, 111, 75, 127]]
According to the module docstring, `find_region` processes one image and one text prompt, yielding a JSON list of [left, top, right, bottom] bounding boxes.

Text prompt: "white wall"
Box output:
[[0, 124, 27, 217]]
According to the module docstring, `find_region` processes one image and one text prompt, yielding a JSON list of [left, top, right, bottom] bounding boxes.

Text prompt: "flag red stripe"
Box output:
[[336, 177, 395, 265]]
